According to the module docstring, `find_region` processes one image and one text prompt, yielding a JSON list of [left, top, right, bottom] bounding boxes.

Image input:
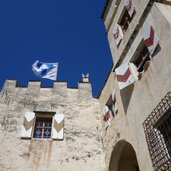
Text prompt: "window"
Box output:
[[113, 0, 135, 48], [119, 8, 132, 33], [143, 92, 171, 171], [155, 111, 171, 156], [106, 95, 117, 118], [103, 91, 118, 130], [131, 40, 151, 75], [33, 117, 52, 139], [21, 111, 64, 140], [106, 92, 118, 118], [118, 0, 135, 34]]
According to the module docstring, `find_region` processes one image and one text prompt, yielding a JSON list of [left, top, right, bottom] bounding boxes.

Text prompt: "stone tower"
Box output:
[[0, 76, 105, 171]]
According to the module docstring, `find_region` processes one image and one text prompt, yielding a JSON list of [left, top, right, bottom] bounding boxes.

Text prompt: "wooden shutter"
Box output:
[[124, 0, 135, 17], [115, 63, 137, 89], [143, 21, 159, 55], [112, 90, 116, 102], [20, 112, 35, 138], [129, 62, 139, 77], [111, 90, 118, 116], [103, 105, 113, 129], [103, 105, 109, 114], [52, 113, 64, 140], [113, 24, 124, 46]]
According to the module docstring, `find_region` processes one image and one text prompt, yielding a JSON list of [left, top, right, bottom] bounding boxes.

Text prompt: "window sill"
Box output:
[[31, 138, 53, 141]]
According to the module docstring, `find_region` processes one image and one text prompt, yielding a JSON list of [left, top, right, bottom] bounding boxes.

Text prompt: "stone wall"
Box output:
[[103, 0, 150, 64], [0, 80, 105, 171], [100, 2, 171, 171]]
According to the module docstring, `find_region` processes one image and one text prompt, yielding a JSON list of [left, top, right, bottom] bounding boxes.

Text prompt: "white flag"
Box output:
[[32, 60, 58, 81]]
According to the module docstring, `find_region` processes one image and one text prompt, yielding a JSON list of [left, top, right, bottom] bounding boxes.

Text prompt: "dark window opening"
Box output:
[[119, 8, 133, 33], [106, 95, 115, 117], [131, 41, 151, 73], [33, 117, 52, 139], [106, 95, 117, 118]]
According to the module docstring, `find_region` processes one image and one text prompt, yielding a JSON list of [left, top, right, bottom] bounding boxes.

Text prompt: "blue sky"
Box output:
[[0, 0, 112, 97]]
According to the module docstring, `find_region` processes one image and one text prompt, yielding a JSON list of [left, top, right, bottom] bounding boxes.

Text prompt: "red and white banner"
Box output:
[[124, 0, 135, 17], [113, 24, 124, 46], [103, 105, 113, 129], [143, 21, 159, 55], [115, 63, 137, 89]]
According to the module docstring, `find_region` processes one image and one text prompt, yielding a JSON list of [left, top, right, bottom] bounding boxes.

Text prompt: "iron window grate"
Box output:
[[143, 92, 171, 171]]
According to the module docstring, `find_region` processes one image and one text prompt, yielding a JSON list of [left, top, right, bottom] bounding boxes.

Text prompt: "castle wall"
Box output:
[[103, 0, 150, 64], [0, 80, 105, 171], [100, 2, 171, 171]]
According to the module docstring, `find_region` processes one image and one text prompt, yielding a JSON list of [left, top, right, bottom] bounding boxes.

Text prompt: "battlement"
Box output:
[[1, 73, 92, 91], [1, 79, 92, 90], [0, 79, 93, 107], [0, 76, 93, 101]]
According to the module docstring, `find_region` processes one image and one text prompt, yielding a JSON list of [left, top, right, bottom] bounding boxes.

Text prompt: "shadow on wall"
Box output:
[[120, 84, 134, 113]]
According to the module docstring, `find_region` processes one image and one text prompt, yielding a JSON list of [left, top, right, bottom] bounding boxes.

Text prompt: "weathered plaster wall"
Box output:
[[123, 3, 171, 171], [0, 80, 105, 171], [104, 0, 150, 64], [100, 2, 171, 171]]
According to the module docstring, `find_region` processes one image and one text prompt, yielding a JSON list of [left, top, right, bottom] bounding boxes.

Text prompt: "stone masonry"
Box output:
[[0, 79, 105, 171]]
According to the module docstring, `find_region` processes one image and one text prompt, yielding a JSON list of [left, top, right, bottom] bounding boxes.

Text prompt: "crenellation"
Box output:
[[0, 79, 96, 110], [78, 82, 92, 99], [51, 83, 68, 99], [54, 81, 67, 87], [2, 80, 17, 91], [28, 80, 41, 91], [78, 82, 92, 90], [1, 80, 93, 98], [1, 80, 93, 92], [0, 80, 18, 105]]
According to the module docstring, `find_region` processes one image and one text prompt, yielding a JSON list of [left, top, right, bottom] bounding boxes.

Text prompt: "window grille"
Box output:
[[143, 92, 171, 171], [33, 117, 52, 139]]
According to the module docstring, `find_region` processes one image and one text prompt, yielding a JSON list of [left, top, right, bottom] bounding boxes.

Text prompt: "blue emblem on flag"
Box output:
[[36, 61, 43, 68]]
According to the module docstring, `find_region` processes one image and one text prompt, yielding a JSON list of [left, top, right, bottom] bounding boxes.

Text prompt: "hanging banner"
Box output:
[[103, 105, 113, 129], [115, 63, 137, 89], [113, 24, 124, 46], [143, 21, 159, 55]]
